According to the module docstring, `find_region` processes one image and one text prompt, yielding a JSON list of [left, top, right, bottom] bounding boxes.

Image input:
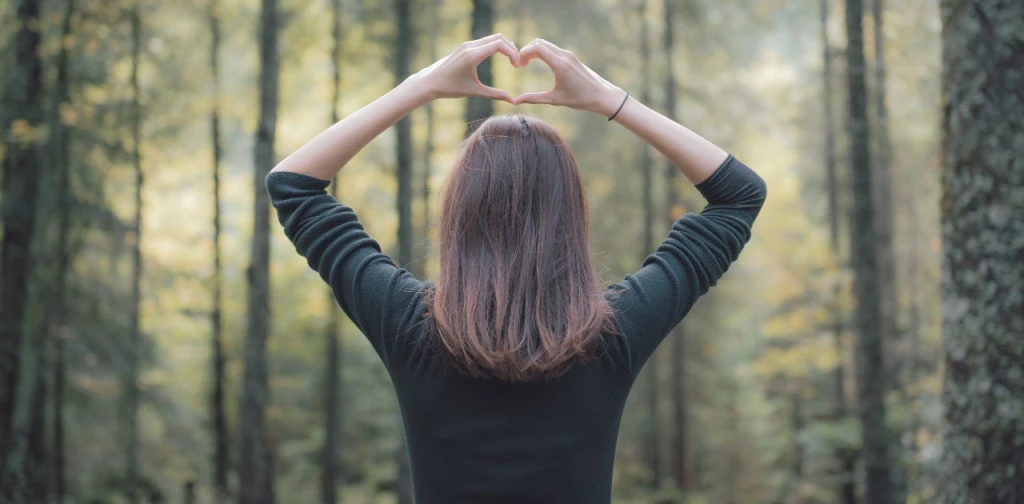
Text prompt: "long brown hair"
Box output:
[[423, 115, 618, 383]]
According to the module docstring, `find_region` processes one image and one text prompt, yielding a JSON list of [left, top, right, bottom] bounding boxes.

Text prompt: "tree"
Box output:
[[843, 0, 892, 502], [636, 0, 661, 489], [320, 0, 344, 502], [821, 2, 857, 503], [464, 0, 494, 134], [0, 0, 46, 474], [394, 0, 415, 502], [238, 0, 280, 501], [939, 0, 1024, 502], [208, 0, 230, 498], [663, 0, 692, 493], [50, 1, 77, 501], [124, 2, 144, 501], [870, 0, 898, 394]]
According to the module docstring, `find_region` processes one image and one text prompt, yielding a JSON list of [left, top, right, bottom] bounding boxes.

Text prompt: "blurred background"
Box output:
[[3, 0, 1017, 503]]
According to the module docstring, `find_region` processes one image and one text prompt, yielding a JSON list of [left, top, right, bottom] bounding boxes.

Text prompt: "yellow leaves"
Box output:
[[59, 103, 79, 126], [8, 118, 49, 144], [671, 204, 685, 220]]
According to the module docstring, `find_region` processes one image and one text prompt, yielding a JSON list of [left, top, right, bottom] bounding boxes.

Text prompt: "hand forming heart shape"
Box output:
[[412, 35, 627, 118]]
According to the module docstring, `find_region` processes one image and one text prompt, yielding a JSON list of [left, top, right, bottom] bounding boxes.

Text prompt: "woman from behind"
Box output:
[[267, 34, 766, 504]]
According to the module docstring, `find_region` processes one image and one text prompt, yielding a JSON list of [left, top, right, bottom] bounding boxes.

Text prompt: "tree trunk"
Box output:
[[870, 0, 898, 388], [0, 0, 46, 473], [394, 0, 415, 502], [208, 0, 230, 499], [637, 0, 661, 489], [939, 1, 1024, 502], [320, 3, 344, 504], [843, 0, 893, 502], [50, 1, 76, 502], [663, 0, 691, 493], [238, 0, 279, 501], [464, 0, 494, 135], [124, 4, 144, 502], [420, 0, 438, 280], [821, 1, 857, 503]]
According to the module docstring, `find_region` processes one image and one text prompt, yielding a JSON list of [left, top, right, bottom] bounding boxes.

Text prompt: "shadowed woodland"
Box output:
[[0, 0, 1021, 503]]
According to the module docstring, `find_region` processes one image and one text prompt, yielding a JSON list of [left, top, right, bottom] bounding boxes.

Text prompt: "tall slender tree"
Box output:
[[870, 0, 898, 391], [238, 0, 280, 501], [0, 0, 46, 473], [821, 1, 856, 503], [420, 0, 439, 278], [464, 0, 494, 134], [843, 0, 892, 502], [393, 0, 415, 502], [663, 0, 692, 493], [49, 1, 77, 501], [320, 0, 344, 502], [939, 0, 1024, 502], [124, 3, 144, 501], [208, 0, 230, 499], [636, 0, 661, 489]]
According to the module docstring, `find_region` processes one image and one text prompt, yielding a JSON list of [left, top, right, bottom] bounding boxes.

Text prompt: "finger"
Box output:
[[535, 38, 572, 56], [465, 33, 513, 50], [479, 85, 514, 103], [518, 41, 562, 68], [512, 91, 557, 106], [470, 39, 519, 66]]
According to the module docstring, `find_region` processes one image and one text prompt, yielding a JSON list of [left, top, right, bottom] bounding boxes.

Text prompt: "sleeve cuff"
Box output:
[[265, 170, 332, 193]]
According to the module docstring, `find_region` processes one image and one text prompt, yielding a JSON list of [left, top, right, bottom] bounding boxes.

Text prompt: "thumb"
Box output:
[[512, 91, 557, 106], [480, 85, 514, 103]]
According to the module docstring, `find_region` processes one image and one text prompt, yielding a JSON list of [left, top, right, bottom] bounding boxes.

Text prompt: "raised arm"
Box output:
[[267, 34, 519, 366], [514, 39, 767, 376], [272, 33, 519, 180]]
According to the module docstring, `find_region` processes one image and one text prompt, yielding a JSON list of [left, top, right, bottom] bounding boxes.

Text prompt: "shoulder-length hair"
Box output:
[[423, 115, 618, 383]]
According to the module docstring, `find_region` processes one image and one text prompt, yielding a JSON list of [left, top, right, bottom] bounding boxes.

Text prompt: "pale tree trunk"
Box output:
[[208, 0, 230, 499], [124, 3, 144, 502], [394, 0, 415, 502], [939, 0, 1024, 502], [464, 0, 494, 135], [637, 0, 661, 489], [843, 0, 893, 502], [0, 0, 46, 474], [320, 1, 344, 503], [821, 1, 857, 503], [238, 0, 280, 501], [663, 0, 691, 493]]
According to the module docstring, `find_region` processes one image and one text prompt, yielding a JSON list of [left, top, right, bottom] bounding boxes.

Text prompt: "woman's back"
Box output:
[[267, 151, 765, 503]]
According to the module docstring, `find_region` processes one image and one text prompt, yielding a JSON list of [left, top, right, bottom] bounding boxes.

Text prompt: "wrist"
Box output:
[[591, 86, 627, 117], [396, 74, 437, 107]]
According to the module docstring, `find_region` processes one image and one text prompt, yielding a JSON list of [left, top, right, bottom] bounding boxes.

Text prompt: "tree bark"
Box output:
[[0, 0, 46, 473], [637, 0, 661, 489], [208, 0, 230, 499], [843, 0, 893, 502], [238, 0, 280, 501], [50, 1, 76, 502], [939, 1, 1024, 502], [320, 2, 344, 504], [663, 0, 691, 493], [394, 0, 415, 502], [464, 0, 494, 135], [124, 4, 144, 502], [821, 1, 857, 503], [870, 0, 899, 388]]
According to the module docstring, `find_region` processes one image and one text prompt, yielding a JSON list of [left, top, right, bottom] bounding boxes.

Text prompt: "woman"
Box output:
[[268, 35, 766, 504]]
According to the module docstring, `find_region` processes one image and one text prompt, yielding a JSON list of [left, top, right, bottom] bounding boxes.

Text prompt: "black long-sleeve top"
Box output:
[[267, 154, 767, 504]]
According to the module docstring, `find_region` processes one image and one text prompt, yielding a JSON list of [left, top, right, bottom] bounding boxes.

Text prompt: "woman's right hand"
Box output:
[[512, 39, 626, 117]]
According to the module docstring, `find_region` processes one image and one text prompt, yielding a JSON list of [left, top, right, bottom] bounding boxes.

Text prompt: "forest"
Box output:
[[0, 0, 1021, 503]]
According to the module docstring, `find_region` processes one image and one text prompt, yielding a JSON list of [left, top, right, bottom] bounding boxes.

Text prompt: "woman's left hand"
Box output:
[[412, 34, 519, 103]]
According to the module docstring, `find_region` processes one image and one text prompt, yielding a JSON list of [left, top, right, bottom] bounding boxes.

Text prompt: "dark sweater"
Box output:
[[266, 154, 766, 504]]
